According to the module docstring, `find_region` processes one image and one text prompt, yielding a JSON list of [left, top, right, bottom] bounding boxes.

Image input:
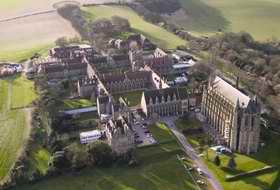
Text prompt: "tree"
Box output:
[[227, 156, 237, 169], [87, 141, 114, 167], [190, 62, 214, 82], [55, 37, 68, 47], [214, 155, 221, 166], [68, 36, 81, 44], [65, 142, 89, 170], [111, 16, 131, 32], [90, 18, 114, 35]]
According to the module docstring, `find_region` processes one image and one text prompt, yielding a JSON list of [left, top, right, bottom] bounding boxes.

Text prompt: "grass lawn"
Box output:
[[178, 114, 280, 190], [0, 44, 53, 63], [13, 124, 197, 190], [14, 148, 196, 190], [27, 146, 51, 175], [62, 99, 95, 110], [204, 133, 280, 190], [175, 117, 206, 148], [149, 122, 176, 143], [179, 0, 280, 41], [0, 75, 37, 181], [175, 116, 201, 131], [83, 5, 186, 49], [113, 91, 143, 107], [11, 75, 37, 108]]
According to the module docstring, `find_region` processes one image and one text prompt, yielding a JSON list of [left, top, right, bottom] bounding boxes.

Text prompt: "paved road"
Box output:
[[163, 117, 224, 190]]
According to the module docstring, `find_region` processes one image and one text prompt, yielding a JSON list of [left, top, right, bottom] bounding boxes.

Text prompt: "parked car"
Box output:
[[146, 134, 151, 138], [135, 140, 143, 144], [189, 106, 195, 111], [196, 180, 205, 185], [197, 168, 203, 175], [144, 130, 150, 133], [194, 108, 200, 113]]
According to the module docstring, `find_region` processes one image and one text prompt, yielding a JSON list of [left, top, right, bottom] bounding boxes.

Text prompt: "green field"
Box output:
[[178, 0, 280, 41], [62, 99, 95, 110], [204, 132, 280, 190], [0, 75, 37, 181], [0, 0, 27, 9], [176, 116, 280, 190], [113, 91, 143, 107], [13, 122, 197, 190], [0, 44, 52, 63], [83, 5, 186, 49]]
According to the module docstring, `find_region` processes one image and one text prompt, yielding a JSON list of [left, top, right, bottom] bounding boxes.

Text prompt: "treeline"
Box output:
[[136, 0, 181, 14], [190, 32, 280, 92], [57, 4, 131, 50], [57, 5, 89, 39]]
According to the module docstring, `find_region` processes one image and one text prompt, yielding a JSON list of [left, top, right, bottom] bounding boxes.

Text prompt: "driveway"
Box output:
[[162, 117, 224, 190]]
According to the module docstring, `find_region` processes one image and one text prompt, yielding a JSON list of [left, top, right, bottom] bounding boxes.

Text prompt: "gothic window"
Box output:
[[245, 116, 249, 126], [251, 117, 255, 127]]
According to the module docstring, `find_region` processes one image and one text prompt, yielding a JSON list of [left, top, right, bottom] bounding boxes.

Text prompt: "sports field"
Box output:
[[83, 5, 186, 49], [0, 76, 37, 181], [177, 0, 280, 41]]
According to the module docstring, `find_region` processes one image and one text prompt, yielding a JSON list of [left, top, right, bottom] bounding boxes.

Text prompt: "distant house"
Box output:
[[36, 57, 87, 79]]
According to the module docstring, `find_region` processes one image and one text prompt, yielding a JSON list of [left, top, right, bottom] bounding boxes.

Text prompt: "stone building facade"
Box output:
[[77, 76, 97, 98], [104, 116, 135, 155], [37, 57, 87, 79], [99, 71, 153, 94], [201, 76, 261, 154], [141, 88, 190, 118]]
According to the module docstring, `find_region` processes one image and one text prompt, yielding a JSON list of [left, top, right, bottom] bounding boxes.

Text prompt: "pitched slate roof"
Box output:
[[211, 76, 250, 107]]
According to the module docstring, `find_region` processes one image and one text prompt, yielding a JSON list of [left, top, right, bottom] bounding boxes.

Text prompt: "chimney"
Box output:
[[236, 76, 239, 89]]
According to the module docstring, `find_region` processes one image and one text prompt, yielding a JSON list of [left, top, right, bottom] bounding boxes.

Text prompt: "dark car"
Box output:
[[135, 140, 143, 144]]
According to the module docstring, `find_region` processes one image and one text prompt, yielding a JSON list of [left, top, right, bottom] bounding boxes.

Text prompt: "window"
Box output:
[[245, 116, 249, 126], [251, 117, 255, 127]]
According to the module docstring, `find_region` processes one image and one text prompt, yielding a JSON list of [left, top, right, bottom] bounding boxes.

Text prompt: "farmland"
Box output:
[[0, 76, 37, 181], [0, 12, 78, 62], [83, 5, 186, 49], [175, 0, 280, 41]]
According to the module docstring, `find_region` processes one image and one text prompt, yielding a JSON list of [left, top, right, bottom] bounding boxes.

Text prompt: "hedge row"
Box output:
[[225, 165, 278, 181]]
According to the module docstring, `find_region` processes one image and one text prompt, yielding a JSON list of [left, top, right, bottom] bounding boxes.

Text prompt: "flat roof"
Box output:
[[80, 130, 101, 138], [172, 61, 196, 69], [63, 106, 97, 115]]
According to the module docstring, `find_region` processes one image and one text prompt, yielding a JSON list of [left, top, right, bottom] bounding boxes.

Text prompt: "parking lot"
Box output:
[[131, 111, 157, 147], [132, 122, 157, 147]]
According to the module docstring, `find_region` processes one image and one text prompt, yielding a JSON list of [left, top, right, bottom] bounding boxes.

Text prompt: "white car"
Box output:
[[197, 168, 203, 175], [196, 180, 205, 185], [194, 108, 200, 113]]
